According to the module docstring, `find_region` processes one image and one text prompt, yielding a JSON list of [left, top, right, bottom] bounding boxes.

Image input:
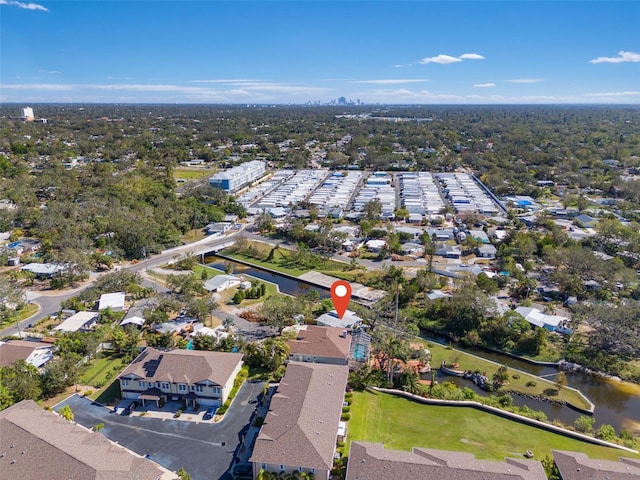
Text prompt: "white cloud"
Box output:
[[0, 82, 332, 102], [38, 70, 61, 74], [419, 54, 462, 65], [459, 53, 485, 60], [0, 0, 48, 11], [350, 79, 428, 85], [585, 91, 640, 97], [419, 53, 485, 65], [473, 83, 496, 88], [187, 79, 261, 83], [507, 78, 544, 83], [589, 51, 640, 64]]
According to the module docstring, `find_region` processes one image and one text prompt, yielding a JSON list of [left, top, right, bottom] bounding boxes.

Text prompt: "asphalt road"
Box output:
[[56, 380, 265, 480], [0, 230, 244, 338]]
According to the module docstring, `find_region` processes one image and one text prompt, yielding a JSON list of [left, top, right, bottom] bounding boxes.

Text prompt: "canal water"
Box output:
[[205, 255, 640, 435], [430, 340, 640, 435], [204, 256, 330, 299]]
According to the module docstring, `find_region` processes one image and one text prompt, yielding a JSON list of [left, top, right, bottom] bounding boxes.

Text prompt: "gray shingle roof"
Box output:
[[552, 450, 640, 479], [118, 347, 243, 386], [346, 442, 547, 480], [250, 362, 349, 470], [0, 400, 165, 480]]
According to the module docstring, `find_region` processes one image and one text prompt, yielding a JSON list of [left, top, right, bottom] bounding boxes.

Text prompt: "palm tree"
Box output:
[[59, 405, 74, 422]]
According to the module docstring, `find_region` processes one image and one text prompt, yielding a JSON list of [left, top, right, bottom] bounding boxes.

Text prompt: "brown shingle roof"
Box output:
[[0, 340, 50, 367], [118, 347, 243, 386], [346, 442, 547, 480], [250, 362, 349, 471], [0, 400, 165, 480], [552, 450, 640, 479], [287, 326, 351, 360]]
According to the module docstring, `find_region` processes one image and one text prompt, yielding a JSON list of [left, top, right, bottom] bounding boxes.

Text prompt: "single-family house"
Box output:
[[407, 213, 424, 224], [120, 316, 145, 328], [203, 274, 241, 292], [250, 362, 349, 480], [400, 242, 424, 256], [329, 207, 344, 219], [395, 226, 423, 240], [118, 347, 244, 408], [332, 225, 359, 238], [552, 450, 640, 480], [477, 244, 497, 259], [21, 263, 65, 279], [53, 311, 100, 333], [287, 326, 351, 365], [316, 309, 362, 329], [0, 400, 168, 480], [365, 239, 387, 253], [574, 214, 598, 229], [269, 207, 288, 219], [435, 244, 461, 259], [205, 222, 232, 236], [469, 229, 490, 244], [426, 228, 455, 241], [514, 306, 572, 334], [346, 442, 546, 480], [0, 340, 54, 368], [98, 291, 126, 312]]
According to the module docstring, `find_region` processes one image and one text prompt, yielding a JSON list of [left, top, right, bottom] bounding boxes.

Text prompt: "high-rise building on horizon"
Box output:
[[21, 106, 35, 122]]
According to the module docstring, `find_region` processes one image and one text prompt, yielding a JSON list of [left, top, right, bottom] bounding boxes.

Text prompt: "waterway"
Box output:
[[203, 256, 330, 299], [204, 254, 640, 435], [427, 338, 640, 435]]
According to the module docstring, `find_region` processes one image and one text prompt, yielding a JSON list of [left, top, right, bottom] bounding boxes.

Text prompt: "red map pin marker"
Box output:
[[330, 280, 352, 319]]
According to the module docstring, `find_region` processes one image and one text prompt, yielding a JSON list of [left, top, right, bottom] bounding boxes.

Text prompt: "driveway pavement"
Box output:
[[55, 380, 265, 480]]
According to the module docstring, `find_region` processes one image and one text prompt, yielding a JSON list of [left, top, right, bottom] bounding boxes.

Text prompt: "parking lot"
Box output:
[[56, 380, 265, 480]]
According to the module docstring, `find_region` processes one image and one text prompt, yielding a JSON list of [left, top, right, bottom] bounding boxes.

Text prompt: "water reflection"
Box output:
[[204, 257, 330, 299]]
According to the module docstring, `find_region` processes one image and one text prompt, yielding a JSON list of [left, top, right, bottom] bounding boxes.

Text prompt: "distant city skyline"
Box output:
[[1, 1, 639, 104]]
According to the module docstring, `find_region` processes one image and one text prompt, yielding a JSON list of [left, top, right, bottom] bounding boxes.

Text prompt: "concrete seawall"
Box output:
[[370, 387, 637, 454]]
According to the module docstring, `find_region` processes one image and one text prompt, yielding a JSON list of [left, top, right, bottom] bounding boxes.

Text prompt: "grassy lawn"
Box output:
[[348, 390, 638, 461], [423, 340, 591, 410], [223, 240, 359, 279], [0, 303, 39, 329], [173, 167, 217, 180], [92, 380, 122, 406], [79, 352, 126, 387], [181, 228, 208, 243], [223, 250, 309, 277]]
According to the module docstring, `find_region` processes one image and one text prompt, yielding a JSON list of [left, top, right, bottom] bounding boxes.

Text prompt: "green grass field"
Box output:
[[173, 167, 217, 180], [348, 390, 638, 461], [222, 241, 358, 278], [423, 340, 591, 410], [80, 352, 126, 387]]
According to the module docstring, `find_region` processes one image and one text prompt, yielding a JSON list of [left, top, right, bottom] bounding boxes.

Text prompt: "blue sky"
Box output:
[[1, 1, 639, 104]]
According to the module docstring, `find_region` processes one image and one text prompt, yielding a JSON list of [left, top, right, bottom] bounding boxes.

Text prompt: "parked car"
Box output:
[[232, 464, 252, 478], [124, 401, 139, 415], [204, 406, 217, 420]]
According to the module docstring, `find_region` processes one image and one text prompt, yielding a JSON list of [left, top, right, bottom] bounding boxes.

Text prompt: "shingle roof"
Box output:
[[118, 347, 243, 386], [346, 442, 547, 480], [0, 400, 165, 480], [250, 362, 349, 470], [287, 326, 351, 360], [552, 450, 640, 480], [0, 340, 51, 368]]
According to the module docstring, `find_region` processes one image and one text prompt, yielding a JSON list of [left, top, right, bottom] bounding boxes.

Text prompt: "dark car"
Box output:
[[232, 464, 252, 478], [124, 401, 139, 415], [203, 406, 217, 420]]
